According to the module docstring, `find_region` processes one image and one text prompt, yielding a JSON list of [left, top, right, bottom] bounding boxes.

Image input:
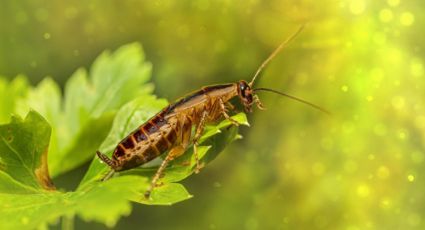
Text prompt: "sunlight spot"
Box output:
[[408, 174, 415, 182], [377, 166, 390, 179], [349, 0, 366, 15], [374, 123, 387, 136], [400, 12, 415, 26], [21, 217, 29, 225], [388, 48, 402, 63], [366, 95, 373, 101], [387, 0, 400, 7], [395, 152, 403, 160], [341, 85, 349, 92], [398, 130, 408, 140], [345, 41, 353, 48], [43, 32, 51, 40], [357, 184, 370, 197], [380, 198, 392, 209], [368, 154, 375, 160], [379, 9, 393, 22]]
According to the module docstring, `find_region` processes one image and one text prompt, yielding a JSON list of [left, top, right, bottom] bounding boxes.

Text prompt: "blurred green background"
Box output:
[[1, 0, 424, 229]]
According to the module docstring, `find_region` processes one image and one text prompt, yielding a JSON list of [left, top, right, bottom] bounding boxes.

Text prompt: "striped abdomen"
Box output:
[[111, 110, 179, 171]]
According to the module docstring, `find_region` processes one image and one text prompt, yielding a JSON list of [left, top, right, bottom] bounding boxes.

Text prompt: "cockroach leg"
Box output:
[[101, 169, 115, 181], [219, 99, 240, 126], [225, 101, 236, 111], [254, 95, 266, 110], [144, 145, 186, 199], [193, 111, 208, 174], [96, 151, 115, 168], [96, 151, 118, 182], [175, 161, 191, 166]]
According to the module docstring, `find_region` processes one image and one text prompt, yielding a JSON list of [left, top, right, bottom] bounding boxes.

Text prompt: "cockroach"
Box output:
[[96, 25, 328, 198]]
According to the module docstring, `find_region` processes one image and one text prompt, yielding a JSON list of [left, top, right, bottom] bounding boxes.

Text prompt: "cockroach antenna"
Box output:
[[253, 87, 331, 115], [249, 24, 305, 87]]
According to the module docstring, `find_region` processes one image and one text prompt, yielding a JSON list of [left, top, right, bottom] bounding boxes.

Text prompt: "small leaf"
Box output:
[[0, 111, 54, 193], [136, 183, 193, 206], [69, 176, 148, 227], [12, 43, 154, 177]]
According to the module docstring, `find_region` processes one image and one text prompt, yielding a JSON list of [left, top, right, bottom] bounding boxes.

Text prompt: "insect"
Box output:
[[96, 25, 329, 198]]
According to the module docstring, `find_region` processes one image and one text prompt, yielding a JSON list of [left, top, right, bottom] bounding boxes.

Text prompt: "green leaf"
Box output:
[[14, 43, 153, 177], [0, 111, 54, 193], [0, 176, 148, 229], [137, 183, 192, 206], [0, 76, 29, 124], [0, 111, 150, 229]]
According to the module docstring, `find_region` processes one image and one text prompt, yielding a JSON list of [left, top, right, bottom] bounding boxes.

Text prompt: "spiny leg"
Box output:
[[102, 169, 115, 181], [96, 151, 116, 181], [193, 110, 208, 174], [225, 101, 236, 111], [219, 98, 240, 126], [253, 95, 266, 110], [145, 118, 192, 199], [144, 146, 186, 199]]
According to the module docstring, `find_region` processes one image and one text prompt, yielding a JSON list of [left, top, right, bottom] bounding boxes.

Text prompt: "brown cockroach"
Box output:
[[96, 25, 328, 198]]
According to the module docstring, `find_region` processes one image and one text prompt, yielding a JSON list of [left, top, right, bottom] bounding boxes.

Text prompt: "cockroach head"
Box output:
[[237, 80, 254, 112]]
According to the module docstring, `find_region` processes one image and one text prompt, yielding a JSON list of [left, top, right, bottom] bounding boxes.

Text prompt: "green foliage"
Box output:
[[0, 76, 29, 123], [15, 43, 154, 177], [0, 111, 53, 194], [0, 43, 248, 229]]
